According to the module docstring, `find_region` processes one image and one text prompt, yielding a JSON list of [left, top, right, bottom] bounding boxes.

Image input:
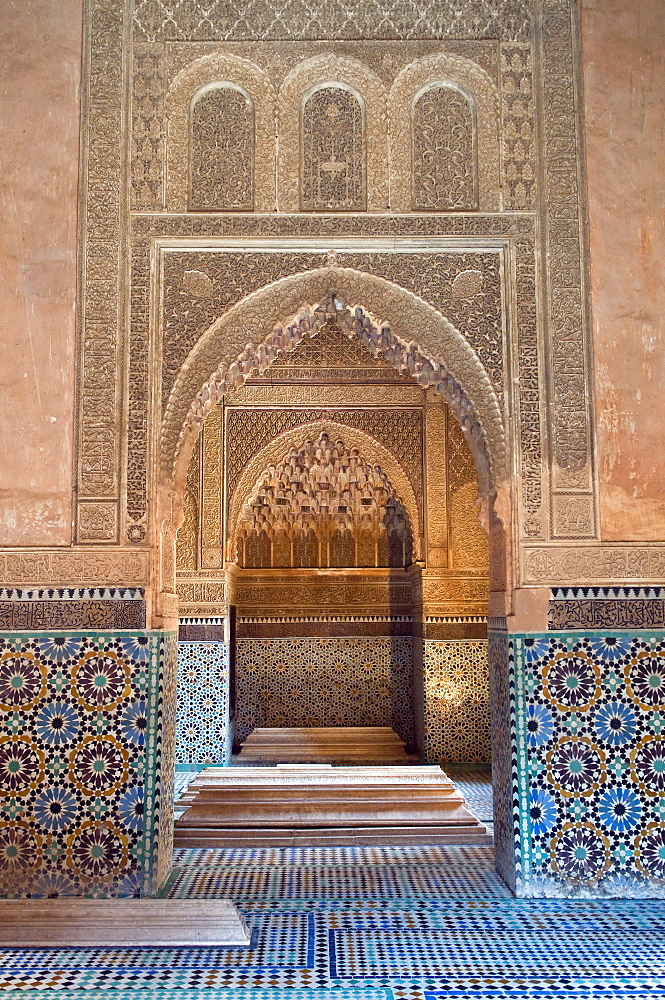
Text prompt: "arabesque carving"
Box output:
[[278, 55, 387, 212], [190, 84, 254, 210], [412, 83, 477, 211], [165, 52, 276, 212], [133, 1, 532, 42], [163, 277, 504, 502], [301, 85, 365, 211], [388, 52, 500, 212]]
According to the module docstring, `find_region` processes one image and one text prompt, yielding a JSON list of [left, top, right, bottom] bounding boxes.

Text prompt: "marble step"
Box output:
[[176, 788, 476, 827], [174, 825, 493, 848], [178, 765, 456, 805], [0, 899, 251, 947], [239, 726, 416, 764]]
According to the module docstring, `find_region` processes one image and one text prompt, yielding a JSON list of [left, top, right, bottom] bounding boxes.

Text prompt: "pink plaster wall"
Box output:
[[581, 0, 665, 541], [0, 0, 83, 545]]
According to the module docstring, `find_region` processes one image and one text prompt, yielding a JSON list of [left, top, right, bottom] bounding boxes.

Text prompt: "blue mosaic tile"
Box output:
[[0, 630, 176, 898], [176, 642, 231, 768], [510, 631, 665, 896], [3, 842, 665, 996]]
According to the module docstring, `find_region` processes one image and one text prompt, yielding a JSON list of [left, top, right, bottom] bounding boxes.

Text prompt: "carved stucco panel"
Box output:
[[165, 52, 276, 212], [388, 52, 500, 212], [278, 54, 388, 212], [160, 267, 505, 494], [227, 419, 423, 557], [201, 406, 224, 569]]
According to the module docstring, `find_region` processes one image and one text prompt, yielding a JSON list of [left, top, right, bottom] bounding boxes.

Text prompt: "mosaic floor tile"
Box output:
[[3, 807, 665, 999]]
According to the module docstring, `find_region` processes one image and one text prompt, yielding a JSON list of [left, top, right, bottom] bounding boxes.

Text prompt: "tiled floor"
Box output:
[[3, 769, 665, 998]]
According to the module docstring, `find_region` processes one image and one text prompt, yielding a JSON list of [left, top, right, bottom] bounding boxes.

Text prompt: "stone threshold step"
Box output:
[[0, 900, 251, 948], [174, 826, 493, 848]]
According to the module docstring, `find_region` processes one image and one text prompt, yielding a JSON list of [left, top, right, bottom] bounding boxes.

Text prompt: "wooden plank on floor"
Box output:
[[0, 899, 252, 948]]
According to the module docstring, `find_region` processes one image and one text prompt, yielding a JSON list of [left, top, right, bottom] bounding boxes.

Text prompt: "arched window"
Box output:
[[412, 83, 477, 211], [190, 83, 254, 210], [301, 84, 365, 211]]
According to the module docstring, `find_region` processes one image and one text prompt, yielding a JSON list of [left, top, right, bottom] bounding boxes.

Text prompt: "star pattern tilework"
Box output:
[[0, 630, 175, 897], [176, 642, 231, 768], [513, 631, 665, 896]]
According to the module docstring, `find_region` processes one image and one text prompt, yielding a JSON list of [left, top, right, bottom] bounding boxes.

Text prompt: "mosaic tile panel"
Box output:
[[0, 630, 175, 898], [487, 630, 518, 892], [235, 637, 413, 746], [176, 641, 231, 769], [512, 631, 665, 897], [422, 640, 490, 764]]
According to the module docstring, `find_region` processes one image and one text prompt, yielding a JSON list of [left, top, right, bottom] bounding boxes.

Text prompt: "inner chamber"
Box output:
[[174, 305, 489, 769]]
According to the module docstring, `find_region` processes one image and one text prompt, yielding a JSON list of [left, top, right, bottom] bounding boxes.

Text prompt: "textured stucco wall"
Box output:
[[0, 1, 83, 545], [581, 0, 665, 541]]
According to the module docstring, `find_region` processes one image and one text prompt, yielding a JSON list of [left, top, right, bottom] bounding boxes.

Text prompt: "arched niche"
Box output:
[[300, 83, 366, 211], [165, 53, 276, 212], [411, 82, 478, 211], [389, 52, 500, 213], [190, 83, 254, 211], [278, 54, 388, 212]]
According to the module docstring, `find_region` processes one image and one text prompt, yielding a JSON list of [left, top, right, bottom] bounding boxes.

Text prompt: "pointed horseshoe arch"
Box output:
[[161, 266, 506, 500]]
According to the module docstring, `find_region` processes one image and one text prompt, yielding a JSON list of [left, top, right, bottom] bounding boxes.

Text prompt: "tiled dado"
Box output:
[[423, 640, 490, 764], [0, 630, 177, 898], [176, 641, 231, 769], [235, 637, 414, 746], [491, 629, 665, 898]]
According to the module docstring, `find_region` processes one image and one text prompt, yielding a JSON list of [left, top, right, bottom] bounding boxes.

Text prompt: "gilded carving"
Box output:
[[236, 433, 413, 569], [425, 393, 448, 566], [301, 85, 365, 211], [412, 83, 477, 211], [165, 52, 276, 212], [278, 55, 388, 212], [201, 406, 224, 569], [227, 419, 423, 552], [190, 84, 254, 210], [388, 52, 500, 213], [447, 412, 489, 572], [231, 383, 425, 406], [175, 435, 200, 572]]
